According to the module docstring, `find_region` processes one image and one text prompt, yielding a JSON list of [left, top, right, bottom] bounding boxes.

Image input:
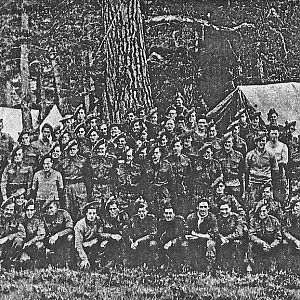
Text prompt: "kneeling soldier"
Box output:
[[0, 198, 26, 270], [21, 200, 46, 268], [74, 201, 103, 270], [43, 199, 74, 268]]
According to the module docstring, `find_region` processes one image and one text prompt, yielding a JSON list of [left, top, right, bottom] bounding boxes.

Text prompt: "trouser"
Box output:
[[20, 241, 46, 268], [273, 178, 289, 207], [245, 181, 270, 213], [99, 238, 125, 267], [92, 184, 112, 215], [0, 237, 23, 269]]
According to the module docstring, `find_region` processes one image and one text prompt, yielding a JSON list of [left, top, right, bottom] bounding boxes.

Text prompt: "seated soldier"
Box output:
[[249, 203, 282, 273], [156, 204, 188, 271], [186, 198, 218, 273], [128, 202, 157, 267], [43, 199, 74, 268], [0, 198, 26, 270], [20, 200, 46, 268], [282, 196, 300, 270], [216, 201, 244, 273], [99, 198, 129, 268], [11, 188, 26, 219], [74, 201, 103, 270]]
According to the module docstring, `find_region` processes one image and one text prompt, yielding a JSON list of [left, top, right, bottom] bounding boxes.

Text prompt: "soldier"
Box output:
[[228, 122, 248, 158], [90, 139, 117, 213], [0, 198, 26, 270], [174, 116, 187, 136], [12, 188, 27, 219], [58, 140, 91, 221], [185, 107, 197, 132], [245, 132, 279, 212], [234, 108, 251, 142], [266, 108, 285, 139], [20, 200, 46, 268], [192, 143, 223, 198], [144, 146, 174, 216], [156, 204, 188, 270], [1, 146, 33, 204], [74, 123, 90, 158], [215, 133, 245, 201], [145, 107, 159, 141], [0, 118, 14, 172], [193, 114, 207, 150], [50, 143, 62, 171], [186, 198, 218, 273], [174, 92, 188, 117], [85, 114, 100, 132], [157, 133, 170, 159], [74, 104, 86, 126], [32, 155, 64, 212], [115, 148, 144, 215], [86, 128, 100, 154], [265, 125, 289, 206], [99, 199, 129, 268], [166, 138, 193, 217], [43, 199, 73, 268], [166, 105, 177, 121], [216, 201, 244, 273], [128, 202, 157, 267], [18, 130, 40, 171], [112, 133, 129, 160], [31, 123, 54, 157], [249, 203, 282, 273], [282, 120, 298, 157], [74, 201, 103, 270], [99, 123, 109, 140], [247, 111, 266, 151], [181, 131, 197, 160], [206, 121, 222, 153]]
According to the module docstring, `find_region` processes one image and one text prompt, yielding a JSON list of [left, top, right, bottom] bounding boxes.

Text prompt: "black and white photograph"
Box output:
[[0, 0, 300, 299]]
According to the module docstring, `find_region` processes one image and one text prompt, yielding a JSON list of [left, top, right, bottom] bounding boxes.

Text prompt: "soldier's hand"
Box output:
[[164, 241, 172, 250], [0, 237, 8, 245], [80, 259, 90, 270], [49, 234, 59, 245], [111, 234, 122, 241]]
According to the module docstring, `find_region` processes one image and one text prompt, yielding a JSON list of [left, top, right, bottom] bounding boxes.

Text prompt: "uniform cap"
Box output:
[[74, 104, 85, 117], [60, 114, 73, 123], [65, 139, 78, 152], [74, 122, 86, 134], [82, 201, 100, 214], [234, 108, 247, 120], [267, 108, 278, 121], [1, 197, 15, 210]]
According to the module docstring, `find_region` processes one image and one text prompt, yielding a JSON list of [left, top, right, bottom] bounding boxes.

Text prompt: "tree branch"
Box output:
[[269, 26, 288, 59], [145, 15, 255, 32]]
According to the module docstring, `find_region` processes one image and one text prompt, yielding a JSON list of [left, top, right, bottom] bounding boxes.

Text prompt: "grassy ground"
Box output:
[[0, 267, 299, 300]]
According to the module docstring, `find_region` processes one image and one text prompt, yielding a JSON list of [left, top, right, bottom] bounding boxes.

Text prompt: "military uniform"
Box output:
[[31, 139, 53, 157], [59, 155, 91, 221], [21, 144, 41, 171], [1, 162, 33, 202], [44, 208, 73, 267]]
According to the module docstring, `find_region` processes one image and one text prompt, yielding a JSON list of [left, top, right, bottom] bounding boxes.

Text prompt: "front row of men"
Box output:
[[0, 194, 300, 274]]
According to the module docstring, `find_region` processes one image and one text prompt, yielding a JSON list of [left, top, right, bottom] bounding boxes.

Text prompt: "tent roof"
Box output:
[[0, 107, 39, 141], [207, 82, 300, 134], [40, 105, 63, 131]]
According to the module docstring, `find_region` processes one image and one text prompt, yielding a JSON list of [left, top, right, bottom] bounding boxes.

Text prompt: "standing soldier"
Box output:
[[245, 132, 279, 212], [144, 146, 174, 216], [0, 198, 26, 270], [234, 108, 251, 142], [1, 146, 33, 204], [215, 133, 245, 201], [0, 118, 14, 172], [192, 143, 223, 199], [206, 121, 222, 154], [90, 139, 117, 213], [227, 122, 248, 158], [74, 201, 103, 270], [32, 155, 64, 212], [128, 202, 158, 267], [115, 148, 144, 215], [43, 199, 73, 268], [58, 140, 91, 221], [31, 123, 54, 157], [74, 123, 90, 158], [166, 138, 192, 217], [20, 200, 46, 268]]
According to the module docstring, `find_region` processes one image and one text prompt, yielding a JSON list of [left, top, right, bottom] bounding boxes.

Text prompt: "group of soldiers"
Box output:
[[0, 94, 300, 274]]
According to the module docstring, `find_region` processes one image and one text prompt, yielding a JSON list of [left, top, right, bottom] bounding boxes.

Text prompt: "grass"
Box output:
[[0, 267, 299, 300]]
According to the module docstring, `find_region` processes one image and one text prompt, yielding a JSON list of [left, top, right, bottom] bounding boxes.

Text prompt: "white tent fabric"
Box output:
[[0, 107, 39, 141], [40, 105, 63, 131]]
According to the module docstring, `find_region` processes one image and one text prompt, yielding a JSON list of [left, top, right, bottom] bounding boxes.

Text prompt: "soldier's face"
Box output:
[[189, 112, 196, 123], [138, 207, 148, 219], [202, 148, 213, 160], [42, 128, 51, 141], [208, 126, 217, 138], [69, 145, 79, 157], [257, 137, 267, 150], [220, 204, 231, 217], [43, 158, 53, 172], [90, 119, 97, 128], [14, 149, 23, 163], [152, 148, 161, 162], [90, 131, 99, 143], [183, 136, 192, 148], [168, 110, 177, 120], [164, 208, 175, 221], [52, 146, 61, 159], [4, 204, 14, 218], [172, 141, 182, 155], [240, 114, 247, 124], [117, 138, 126, 148], [269, 130, 279, 142], [216, 183, 225, 195], [160, 135, 168, 147], [77, 128, 85, 139], [16, 195, 25, 206], [270, 113, 278, 124], [110, 126, 120, 137], [150, 113, 158, 124], [138, 110, 145, 119], [86, 208, 97, 222], [109, 204, 119, 218], [47, 202, 58, 216], [21, 134, 30, 146], [100, 124, 108, 135], [133, 122, 140, 133], [97, 144, 106, 156], [77, 109, 85, 121], [262, 187, 272, 199], [175, 97, 183, 107], [25, 204, 35, 219], [259, 205, 268, 219], [224, 139, 233, 152], [198, 202, 209, 217], [141, 131, 148, 141], [197, 119, 207, 130], [127, 113, 135, 122], [139, 148, 147, 160], [165, 120, 175, 131], [292, 202, 300, 216], [126, 150, 134, 163], [233, 125, 239, 136], [62, 133, 70, 145], [252, 116, 260, 126]]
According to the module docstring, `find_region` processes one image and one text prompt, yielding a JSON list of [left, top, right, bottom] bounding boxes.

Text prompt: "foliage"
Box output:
[[0, 268, 299, 299]]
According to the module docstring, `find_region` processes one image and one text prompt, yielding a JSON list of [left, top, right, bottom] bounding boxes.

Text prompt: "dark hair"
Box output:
[[218, 200, 230, 209], [197, 197, 210, 206], [11, 146, 23, 161], [41, 123, 53, 135]]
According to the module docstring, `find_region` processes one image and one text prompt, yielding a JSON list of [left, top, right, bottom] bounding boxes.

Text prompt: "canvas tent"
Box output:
[[40, 105, 63, 131], [0, 107, 39, 141], [207, 82, 300, 134]]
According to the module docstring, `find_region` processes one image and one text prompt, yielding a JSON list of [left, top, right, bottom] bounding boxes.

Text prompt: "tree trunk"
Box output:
[[20, 0, 32, 130], [103, 0, 152, 122]]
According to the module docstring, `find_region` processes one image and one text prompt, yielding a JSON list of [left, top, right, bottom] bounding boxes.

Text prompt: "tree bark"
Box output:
[[103, 0, 152, 122]]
